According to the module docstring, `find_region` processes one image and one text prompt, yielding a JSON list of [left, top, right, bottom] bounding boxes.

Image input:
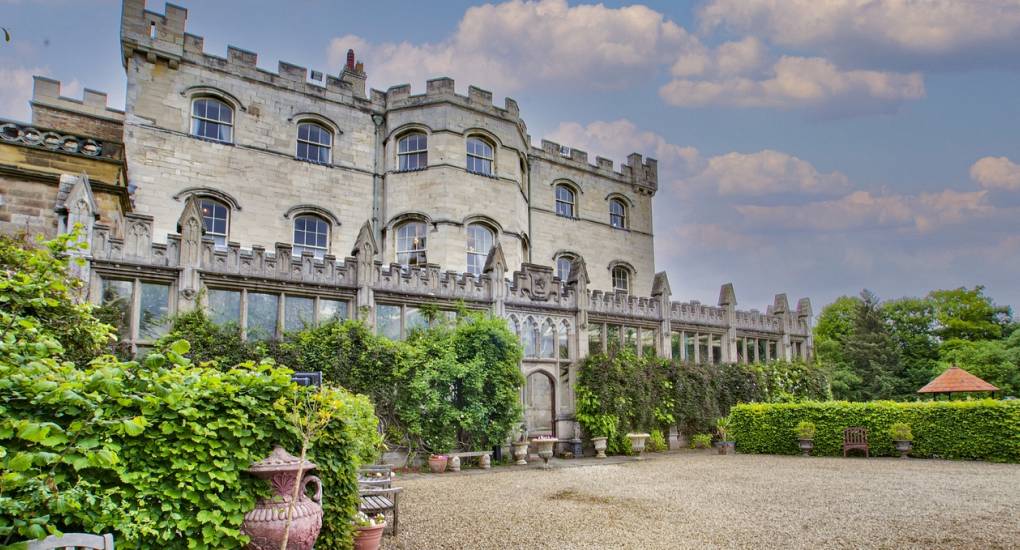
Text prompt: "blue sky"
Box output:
[[3, 0, 1019, 313]]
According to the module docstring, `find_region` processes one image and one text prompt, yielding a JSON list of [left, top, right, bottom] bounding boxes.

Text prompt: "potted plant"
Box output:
[[890, 422, 914, 459], [795, 421, 816, 457], [690, 433, 712, 450], [625, 432, 651, 460], [715, 416, 735, 455], [352, 511, 386, 550], [427, 453, 448, 473]]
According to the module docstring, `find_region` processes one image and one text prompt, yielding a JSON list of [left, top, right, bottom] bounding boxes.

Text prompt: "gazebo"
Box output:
[[917, 364, 999, 399]]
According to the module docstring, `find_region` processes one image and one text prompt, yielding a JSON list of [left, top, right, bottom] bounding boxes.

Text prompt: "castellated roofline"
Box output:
[[31, 76, 125, 122], [533, 138, 658, 191]]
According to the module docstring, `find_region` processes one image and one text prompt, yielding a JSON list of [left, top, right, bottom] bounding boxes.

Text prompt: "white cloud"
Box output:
[[698, 0, 1020, 70], [328, 0, 692, 93], [0, 66, 41, 121], [660, 55, 925, 112], [970, 156, 1020, 191]]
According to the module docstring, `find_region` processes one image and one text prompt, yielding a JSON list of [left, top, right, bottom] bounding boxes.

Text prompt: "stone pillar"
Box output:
[[651, 272, 672, 359], [797, 297, 814, 362], [175, 196, 205, 312], [774, 293, 792, 362], [352, 221, 379, 327], [483, 242, 508, 318], [693, 332, 700, 364], [753, 338, 760, 363], [568, 257, 591, 360], [679, 330, 687, 362], [718, 283, 737, 363], [741, 338, 748, 364], [57, 173, 98, 293]]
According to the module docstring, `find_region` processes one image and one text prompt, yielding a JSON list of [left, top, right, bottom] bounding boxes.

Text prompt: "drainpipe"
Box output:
[[372, 113, 386, 249]]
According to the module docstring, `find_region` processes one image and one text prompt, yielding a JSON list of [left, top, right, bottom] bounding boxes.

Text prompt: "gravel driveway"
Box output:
[[380, 451, 1020, 549]]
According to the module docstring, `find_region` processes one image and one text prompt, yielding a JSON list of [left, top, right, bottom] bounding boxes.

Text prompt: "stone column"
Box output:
[[483, 242, 508, 318], [773, 293, 792, 362], [568, 257, 591, 360], [797, 297, 814, 362], [175, 196, 205, 313], [352, 221, 379, 327], [652, 272, 672, 359], [679, 330, 687, 362], [693, 332, 700, 364], [718, 283, 737, 363]]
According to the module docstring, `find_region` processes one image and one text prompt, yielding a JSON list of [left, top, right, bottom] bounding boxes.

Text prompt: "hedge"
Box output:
[[729, 400, 1020, 462]]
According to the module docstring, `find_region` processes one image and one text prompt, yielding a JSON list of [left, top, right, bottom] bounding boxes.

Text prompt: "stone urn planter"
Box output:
[[428, 454, 448, 473], [626, 433, 650, 460], [353, 522, 386, 550], [511, 441, 529, 465], [533, 437, 557, 469], [798, 439, 814, 457], [591, 436, 608, 459], [717, 441, 735, 455], [241, 446, 323, 550], [894, 440, 913, 459]]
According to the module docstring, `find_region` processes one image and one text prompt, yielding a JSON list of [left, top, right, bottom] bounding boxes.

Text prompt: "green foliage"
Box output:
[[715, 416, 732, 441], [938, 334, 1020, 397], [690, 434, 713, 449], [646, 429, 667, 452], [729, 400, 1020, 462], [889, 422, 913, 442], [795, 420, 816, 440], [155, 307, 263, 367], [928, 286, 1011, 341], [0, 231, 114, 365]]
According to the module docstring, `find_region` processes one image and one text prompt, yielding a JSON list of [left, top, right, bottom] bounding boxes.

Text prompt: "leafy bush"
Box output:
[[795, 421, 817, 440], [155, 307, 264, 367], [690, 434, 713, 449], [646, 429, 667, 452], [889, 422, 913, 442], [729, 400, 1020, 462]]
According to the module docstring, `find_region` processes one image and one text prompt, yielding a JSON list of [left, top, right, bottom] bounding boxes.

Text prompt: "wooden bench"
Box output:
[[360, 486, 403, 535], [843, 427, 869, 457], [358, 464, 394, 489], [448, 451, 492, 472], [26, 533, 114, 549]]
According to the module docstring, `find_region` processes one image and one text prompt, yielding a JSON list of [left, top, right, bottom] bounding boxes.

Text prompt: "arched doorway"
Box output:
[[525, 371, 555, 437]]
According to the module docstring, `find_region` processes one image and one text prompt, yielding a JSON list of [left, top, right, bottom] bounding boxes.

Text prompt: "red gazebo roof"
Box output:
[[917, 365, 999, 394]]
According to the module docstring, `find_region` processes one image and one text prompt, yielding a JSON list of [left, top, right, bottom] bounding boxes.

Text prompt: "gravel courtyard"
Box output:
[[380, 452, 1020, 549]]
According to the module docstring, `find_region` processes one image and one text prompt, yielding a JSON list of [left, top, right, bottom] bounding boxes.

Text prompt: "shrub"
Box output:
[[647, 429, 668, 452], [155, 307, 263, 367], [690, 434, 713, 449], [729, 400, 1020, 462], [889, 422, 913, 442], [715, 416, 733, 441], [795, 421, 817, 440]]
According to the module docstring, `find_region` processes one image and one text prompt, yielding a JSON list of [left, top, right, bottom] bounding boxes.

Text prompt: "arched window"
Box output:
[[540, 318, 556, 358], [522, 317, 538, 357], [612, 265, 630, 293], [556, 255, 575, 281], [397, 132, 427, 171], [199, 198, 229, 246], [296, 122, 332, 164], [466, 136, 494, 175], [508, 315, 520, 337], [609, 198, 627, 229], [191, 97, 233, 143], [465, 223, 494, 276], [555, 185, 575, 218], [396, 221, 427, 266], [292, 214, 329, 258]]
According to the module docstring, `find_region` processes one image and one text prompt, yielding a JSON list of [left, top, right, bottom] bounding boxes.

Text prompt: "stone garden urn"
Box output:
[[894, 440, 913, 459], [511, 441, 530, 465], [626, 433, 650, 460], [241, 446, 323, 550], [534, 437, 557, 469], [798, 439, 814, 457], [591, 436, 608, 459]]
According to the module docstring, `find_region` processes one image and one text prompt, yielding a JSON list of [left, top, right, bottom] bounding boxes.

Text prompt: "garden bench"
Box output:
[[448, 450, 492, 472], [360, 486, 403, 535], [358, 464, 394, 489], [26, 533, 115, 549], [843, 427, 869, 457]]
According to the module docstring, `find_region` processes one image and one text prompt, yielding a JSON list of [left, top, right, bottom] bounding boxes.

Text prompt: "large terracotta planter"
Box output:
[[353, 523, 386, 550], [592, 436, 608, 459], [534, 437, 557, 469], [511, 441, 529, 465], [626, 433, 650, 460], [428, 455, 448, 473], [242, 446, 323, 550]]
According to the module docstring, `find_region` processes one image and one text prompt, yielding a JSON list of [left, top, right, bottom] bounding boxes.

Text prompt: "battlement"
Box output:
[[376, 77, 524, 126], [31, 77, 124, 122], [121, 1, 375, 102], [530, 138, 658, 191]]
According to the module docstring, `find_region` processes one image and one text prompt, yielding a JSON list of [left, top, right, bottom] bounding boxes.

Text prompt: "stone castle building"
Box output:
[[0, 1, 813, 446]]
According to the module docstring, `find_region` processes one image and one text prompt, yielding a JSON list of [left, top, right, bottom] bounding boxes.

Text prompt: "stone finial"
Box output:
[[176, 196, 204, 303], [351, 220, 378, 258], [773, 293, 790, 315], [482, 241, 508, 276], [651, 272, 671, 298], [718, 283, 736, 307], [567, 257, 589, 287], [797, 297, 813, 319]]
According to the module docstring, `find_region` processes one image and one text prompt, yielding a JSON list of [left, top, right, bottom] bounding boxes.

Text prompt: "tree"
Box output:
[[813, 295, 862, 400], [939, 332, 1020, 397], [842, 290, 900, 400], [882, 297, 939, 397], [928, 286, 1012, 341]]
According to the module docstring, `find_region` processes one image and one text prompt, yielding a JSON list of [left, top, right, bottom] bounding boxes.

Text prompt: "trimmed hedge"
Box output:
[[730, 400, 1020, 463]]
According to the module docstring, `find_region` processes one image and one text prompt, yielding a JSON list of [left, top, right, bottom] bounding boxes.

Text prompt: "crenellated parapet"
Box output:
[[378, 77, 526, 136], [374, 263, 491, 302], [589, 290, 662, 320], [530, 138, 658, 194], [671, 301, 728, 328], [506, 263, 577, 310]]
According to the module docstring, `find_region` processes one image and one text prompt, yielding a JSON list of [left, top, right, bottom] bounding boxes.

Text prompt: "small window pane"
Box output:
[[671, 332, 682, 358], [641, 328, 656, 357], [406, 307, 427, 335], [522, 318, 538, 357], [247, 293, 279, 340], [540, 320, 555, 358], [208, 289, 241, 325], [200, 199, 229, 247], [558, 323, 569, 360], [466, 137, 493, 175], [284, 296, 315, 332], [293, 215, 329, 258], [377, 304, 401, 340], [398, 133, 428, 171], [396, 222, 427, 266], [588, 323, 603, 354], [606, 324, 620, 354], [318, 299, 348, 323], [191, 98, 233, 143], [139, 282, 171, 340], [466, 224, 494, 276], [624, 327, 638, 353], [556, 257, 573, 281], [610, 199, 627, 228], [101, 279, 134, 339]]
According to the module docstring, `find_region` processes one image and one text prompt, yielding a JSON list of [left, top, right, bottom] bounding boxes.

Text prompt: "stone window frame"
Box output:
[[553, 250, 581, 281], [283, 205, 340, 259], [395, 220, 429, 267], [199, 197, 231, 247], [396, 130, 428, 172], [554, 183, 578, 219], [609, 198, 627, 229], [465, 222, 496, 276], [188, 94, 238, 144], [294, 120, 334, 165], [608, 260, 635, 294], [292, 214, 331, 258], [204, 286, 350, 340], [465, 132, 497, 176], [97, 274, 176, 355]]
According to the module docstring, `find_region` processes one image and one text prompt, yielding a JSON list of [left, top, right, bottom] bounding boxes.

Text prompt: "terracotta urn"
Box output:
[[428, 454, 448, 473], [242, 446, 323, 550], [353, 522, 386, 550], [626, 433, 650, 460], [592, 436, 608, 459], [511, 441, 529, 465], [534, 437, 557, 469]]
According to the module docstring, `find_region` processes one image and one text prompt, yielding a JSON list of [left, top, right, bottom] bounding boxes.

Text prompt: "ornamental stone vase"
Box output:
[[894, 440, 913, 459], [511, 441, 529, 465], [626, 433, 650, 460], [242, 446, 323, 550], [591, 436, 608, 459], [534, 437, 557, 469], [798, 439, 814, 457]]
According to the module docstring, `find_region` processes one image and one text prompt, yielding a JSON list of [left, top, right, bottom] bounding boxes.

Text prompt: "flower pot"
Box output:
[[428, 455, 448, 474], [511, 441, 529, 465], [592, 436, 608, 459], [626, 433, 650, 460], [717, 441, 735, 455], [353, 523, 386, 550], [534, 437, 557, 469], [894, 440, 913, 459], [798, 439, 814, 457]]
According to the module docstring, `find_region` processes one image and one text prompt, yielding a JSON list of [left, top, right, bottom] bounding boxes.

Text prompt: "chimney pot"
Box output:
[[346, 49, 355, 71]]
